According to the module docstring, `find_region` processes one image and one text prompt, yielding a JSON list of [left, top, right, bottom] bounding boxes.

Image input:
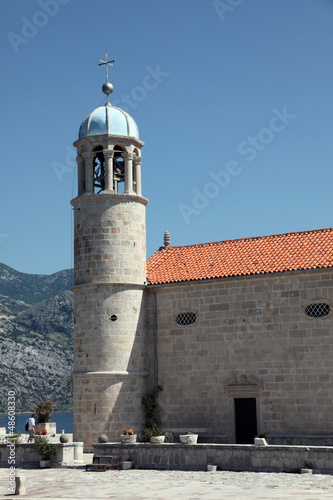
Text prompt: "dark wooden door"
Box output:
[[234, 398, 257, 444]]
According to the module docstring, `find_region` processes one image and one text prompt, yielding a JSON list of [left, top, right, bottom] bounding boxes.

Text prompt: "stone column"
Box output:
[[82, 152, 94, 194], [124, 153, 134, 194], [76, 155, 85, 196], [134, 157, 142, 196], [104, 150, 114, 193], [73, 442, 84, 464]]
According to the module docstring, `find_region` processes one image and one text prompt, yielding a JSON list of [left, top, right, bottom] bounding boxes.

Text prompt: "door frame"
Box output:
[[234, 397, 258, 444], [224, 375, 262, 444]]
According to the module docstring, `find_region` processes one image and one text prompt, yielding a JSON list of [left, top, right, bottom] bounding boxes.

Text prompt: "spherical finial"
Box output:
[[164, 231, 171, 247], [102, 82, 114, 95]]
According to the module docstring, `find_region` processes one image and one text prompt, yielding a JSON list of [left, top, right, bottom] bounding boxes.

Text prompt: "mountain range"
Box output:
[[0, 263, 74, 413]]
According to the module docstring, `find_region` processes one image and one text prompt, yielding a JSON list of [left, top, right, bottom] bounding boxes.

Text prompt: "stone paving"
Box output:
[[1, 463, 333, 499]]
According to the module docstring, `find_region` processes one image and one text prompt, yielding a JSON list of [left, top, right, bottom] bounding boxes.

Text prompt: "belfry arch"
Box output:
[[92, 145, 105, 193], [76, 141, 142, 197], [113, 145, 125, 193]]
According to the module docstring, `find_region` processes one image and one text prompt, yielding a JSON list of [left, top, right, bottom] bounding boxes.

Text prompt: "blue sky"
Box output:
[[1, 0, 333, 275]]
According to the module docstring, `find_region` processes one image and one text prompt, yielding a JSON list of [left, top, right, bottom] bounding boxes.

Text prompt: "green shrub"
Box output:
[[141, 385, 163, 440], [35, 437, 58, 460]]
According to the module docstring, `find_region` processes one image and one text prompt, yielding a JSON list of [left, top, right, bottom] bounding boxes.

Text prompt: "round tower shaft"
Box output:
[[71, 66, 148, 450]]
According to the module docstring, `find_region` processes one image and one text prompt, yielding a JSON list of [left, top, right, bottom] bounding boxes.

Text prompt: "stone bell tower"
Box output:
[[71, 56, 148, 449]]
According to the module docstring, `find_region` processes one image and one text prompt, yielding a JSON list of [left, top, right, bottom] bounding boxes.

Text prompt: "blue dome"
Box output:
[[79, 104, 139, 139]]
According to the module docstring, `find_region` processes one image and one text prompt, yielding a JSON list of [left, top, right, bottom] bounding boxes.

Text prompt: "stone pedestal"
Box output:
[[73, 442, 84, 464], [36, 422, 57, 436]]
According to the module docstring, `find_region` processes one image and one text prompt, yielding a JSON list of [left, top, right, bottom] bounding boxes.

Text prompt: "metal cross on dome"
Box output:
[[98, 49, 114, 83]]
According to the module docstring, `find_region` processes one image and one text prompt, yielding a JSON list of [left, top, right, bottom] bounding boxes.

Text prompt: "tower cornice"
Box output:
[[71, 282, 147, 292], [73, 133, 144, 149], [73, 370, 150, 378], [70, 192, 149, 207]]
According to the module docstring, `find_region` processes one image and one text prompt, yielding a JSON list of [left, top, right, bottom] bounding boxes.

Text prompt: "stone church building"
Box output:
[[71, 72, 333, 450]]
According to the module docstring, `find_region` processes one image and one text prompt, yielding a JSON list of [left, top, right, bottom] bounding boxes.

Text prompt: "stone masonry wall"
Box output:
[[93, 442, 333, 473], [73, 285, 146, 373], [146, 269, 333, 442], [72, 194, 147, 286], [73, 374, 146, 450]]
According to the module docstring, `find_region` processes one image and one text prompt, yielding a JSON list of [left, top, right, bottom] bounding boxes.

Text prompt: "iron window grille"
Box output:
[[176, 312, 196, 326], [305, 303, 330, 318]]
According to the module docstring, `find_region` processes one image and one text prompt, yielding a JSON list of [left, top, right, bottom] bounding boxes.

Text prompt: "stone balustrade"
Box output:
[[0, 442, 84, 466], [93, 442, 333, 474]]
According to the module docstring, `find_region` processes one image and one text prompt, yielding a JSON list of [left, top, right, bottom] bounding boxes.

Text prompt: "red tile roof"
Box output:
[[146, 228, 333, 285]]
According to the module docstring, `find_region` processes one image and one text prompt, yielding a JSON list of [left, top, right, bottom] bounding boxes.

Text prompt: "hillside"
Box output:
[[0, 264, 74, 413], [0, 263, 73, 304]]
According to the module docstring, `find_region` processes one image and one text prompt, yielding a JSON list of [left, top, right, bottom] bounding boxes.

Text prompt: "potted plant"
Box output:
[[35, 399, 54, 423], [34, 399, 56, 435], [141, 424, 164, 442], [141, 427, 156, 442], [35, 437, 58, 468], [35, 429, 48, 437], [120, 428, 137, 444], [148, 425, 165, 444]]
